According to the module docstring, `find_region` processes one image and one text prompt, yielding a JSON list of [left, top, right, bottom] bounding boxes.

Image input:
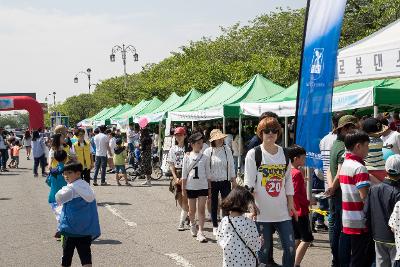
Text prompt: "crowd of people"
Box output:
[[3, 110, 400, 266]]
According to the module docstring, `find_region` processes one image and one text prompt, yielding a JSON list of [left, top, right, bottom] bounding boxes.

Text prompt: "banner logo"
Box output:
[[311, 48, 324, 76]]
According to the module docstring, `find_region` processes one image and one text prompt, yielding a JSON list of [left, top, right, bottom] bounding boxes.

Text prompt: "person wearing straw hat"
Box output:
[[362, 117, 388, 183], [204, 129, 236, 236]]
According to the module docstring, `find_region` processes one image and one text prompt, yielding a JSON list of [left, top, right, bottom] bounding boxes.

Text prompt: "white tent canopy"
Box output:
[[240, 87, 374, 117], [336, 19, 400, 82]]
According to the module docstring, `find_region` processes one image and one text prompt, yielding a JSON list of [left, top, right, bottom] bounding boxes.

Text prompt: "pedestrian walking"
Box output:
[[244, 116, 296, 267], [93, 125, 112, 186], [203, 129, 236, 236], [56, 161, 101, 267], [73, 128, 93, 184], [182, 132, 211, 243], [9, 140, 21, 168], [114, 138, 130, 186], [167, 127, 189, 231], [140, 127, 153, 186], [106, 129, 116, 174], [22, 130, 32, 160], [46, 150, 67, 239], [32, 130, 47, 177], [217, 186, 262, 267]]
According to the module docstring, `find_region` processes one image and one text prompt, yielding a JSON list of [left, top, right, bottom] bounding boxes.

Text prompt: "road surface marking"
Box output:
[[104, 204, 137, 228], [165, 253, 194, 267]]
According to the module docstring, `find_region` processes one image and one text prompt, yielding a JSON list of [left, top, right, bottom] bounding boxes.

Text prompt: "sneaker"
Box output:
[[93, 182, 98, 186], [190, 224, 198, 237], [34, 174, 38, 177], [141, 180, 152, 186], [177, 222, 185, 231], [100, 182, 108, 186], [196, 232, 207, 243], [213, 227, 218, 236], [54, 231, 61, 238]]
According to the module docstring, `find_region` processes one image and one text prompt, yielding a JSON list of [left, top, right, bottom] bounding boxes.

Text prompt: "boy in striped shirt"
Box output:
[[339, 129, 374, 267]]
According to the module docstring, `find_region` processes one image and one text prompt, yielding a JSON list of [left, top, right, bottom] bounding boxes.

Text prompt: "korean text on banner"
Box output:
[[295, 0, 347, 168]]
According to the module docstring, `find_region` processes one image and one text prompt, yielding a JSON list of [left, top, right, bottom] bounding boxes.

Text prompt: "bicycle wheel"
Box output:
[[151, 162, 163, 180], [126, 166, 139, 182]]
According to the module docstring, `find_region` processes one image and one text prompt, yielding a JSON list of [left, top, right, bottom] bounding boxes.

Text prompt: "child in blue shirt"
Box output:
[[46, 150, 68, 239], [56, 161, 101, 267]]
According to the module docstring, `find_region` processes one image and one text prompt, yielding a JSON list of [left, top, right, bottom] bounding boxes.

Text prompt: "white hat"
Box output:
[[385, 154, 400, 176]]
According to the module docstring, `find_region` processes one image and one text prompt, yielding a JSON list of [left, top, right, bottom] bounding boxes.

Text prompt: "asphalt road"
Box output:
[[0, 150, 331, 267]]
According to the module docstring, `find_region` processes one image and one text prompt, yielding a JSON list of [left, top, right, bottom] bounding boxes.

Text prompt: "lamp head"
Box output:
[[74, 77, 78, 83], [87, 68, 91, 74], [110, 54, 115, 62], [134, 53, 139, 62]]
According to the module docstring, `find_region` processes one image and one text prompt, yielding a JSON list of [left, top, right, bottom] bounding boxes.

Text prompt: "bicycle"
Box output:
[[126, 150, 163, 181]]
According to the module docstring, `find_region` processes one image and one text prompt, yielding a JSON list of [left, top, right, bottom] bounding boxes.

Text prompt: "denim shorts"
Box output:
[[115, 165, 126, 174]]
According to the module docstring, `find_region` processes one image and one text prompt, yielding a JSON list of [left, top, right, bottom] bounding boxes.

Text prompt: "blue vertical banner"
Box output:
[[295, 0, 347, 168]]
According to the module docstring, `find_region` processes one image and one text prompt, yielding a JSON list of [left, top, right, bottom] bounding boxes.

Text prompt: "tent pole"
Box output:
[[158, 122, 162, 158], [191, 121, 194, 132], [223, 117, 226, 133], [238, 115, 242, 173], [374, 105, 378, 118], [284, 117, 289, 148]]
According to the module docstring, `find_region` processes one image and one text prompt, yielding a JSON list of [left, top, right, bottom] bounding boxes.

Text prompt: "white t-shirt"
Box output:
[[217, 216, 261, 267], [203, 146, 235, 181], [127, 128, 139, 144], [182, 152, 210, 190], [244, 145, 294, 222], [389, 201, 400, 260], [167, 145, 186, 169], [382, 130, 400, 155], [94, 133, 109, 157], [319, 132, 337, 189], [108, 137, 117, 157], [232, 135, 243, 157]]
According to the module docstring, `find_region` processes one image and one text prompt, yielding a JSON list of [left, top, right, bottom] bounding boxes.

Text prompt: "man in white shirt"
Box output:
[[381, 120, 400, 155], [93, 126, 112, 186], [0, 128, 8, 172], [127, 124, 139, 153]]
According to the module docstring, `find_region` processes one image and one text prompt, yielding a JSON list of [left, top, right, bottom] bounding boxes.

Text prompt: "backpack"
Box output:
[[254, 145, 289, 171]]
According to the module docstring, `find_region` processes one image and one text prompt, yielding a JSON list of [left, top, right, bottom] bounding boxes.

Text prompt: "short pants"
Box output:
[[186, 189, 209, 199], [292, 215, 314, 242], [115, 165, 126, 174], [62, 235, 92, 266]]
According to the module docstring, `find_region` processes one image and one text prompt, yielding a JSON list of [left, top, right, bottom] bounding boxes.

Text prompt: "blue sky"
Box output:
[[0, 0, 306, 102]]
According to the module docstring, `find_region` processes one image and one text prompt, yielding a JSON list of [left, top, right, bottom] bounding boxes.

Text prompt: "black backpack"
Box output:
[[254, 145, 289, 171]]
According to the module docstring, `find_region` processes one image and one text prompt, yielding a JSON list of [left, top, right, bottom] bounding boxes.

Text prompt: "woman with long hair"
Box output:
[[22, 130, 32, 160], [140, 127, 153, 186]]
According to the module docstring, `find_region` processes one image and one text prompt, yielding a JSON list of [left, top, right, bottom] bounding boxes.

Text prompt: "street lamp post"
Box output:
[[52, 92, 56, 106], [74, 68, 92, 94], [109, 44, 138, 89]]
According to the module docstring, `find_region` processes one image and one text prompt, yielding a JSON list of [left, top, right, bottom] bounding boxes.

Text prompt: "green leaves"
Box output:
[[55, 2, 400, 126]]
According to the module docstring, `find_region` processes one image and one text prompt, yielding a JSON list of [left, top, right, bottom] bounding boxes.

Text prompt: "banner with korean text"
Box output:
[[295, 0, 347, 168]]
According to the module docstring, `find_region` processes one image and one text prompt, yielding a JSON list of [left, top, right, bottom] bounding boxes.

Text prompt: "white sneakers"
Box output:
[[213, 227, 218, 236], [190, 224, 198, 237], [196, 231, 207, 243], [141, 179, 152, 186]]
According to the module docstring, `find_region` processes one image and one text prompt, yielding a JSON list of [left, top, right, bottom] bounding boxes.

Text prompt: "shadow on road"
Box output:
[[92, 239, 122, 245], [0, 197, 12, 200], [97, 201, 132, 206]]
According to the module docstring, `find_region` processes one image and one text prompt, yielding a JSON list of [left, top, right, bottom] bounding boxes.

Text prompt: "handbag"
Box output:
[[228, 216, 259, 267]]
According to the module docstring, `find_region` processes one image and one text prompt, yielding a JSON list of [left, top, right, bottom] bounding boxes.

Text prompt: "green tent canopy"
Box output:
[[223, 74, 285, 118], [169, 82, 239, 121], [135, 89, 203, 123], [77, 107, 113, 127], [110, 97, 162, 125], [110, 100, 149, 123], [240, 78, 400, 117]]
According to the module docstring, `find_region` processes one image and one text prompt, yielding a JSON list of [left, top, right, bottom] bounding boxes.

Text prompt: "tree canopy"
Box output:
[[56, 2, 400, 126]]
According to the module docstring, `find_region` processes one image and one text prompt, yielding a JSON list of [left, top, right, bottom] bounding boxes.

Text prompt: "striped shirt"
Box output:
[[365, 137, 385, 171], [339, 153, 370, 235]]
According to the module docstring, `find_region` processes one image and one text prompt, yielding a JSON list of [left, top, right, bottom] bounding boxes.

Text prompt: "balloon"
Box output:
[[138, 117, 149, 129]]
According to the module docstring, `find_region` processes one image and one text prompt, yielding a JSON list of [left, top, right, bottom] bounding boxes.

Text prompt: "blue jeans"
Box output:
[[257, 220, 295, 267], [93, 156, 107, 184], [0, 149, 8, 169], [329, 194, 351, 267]]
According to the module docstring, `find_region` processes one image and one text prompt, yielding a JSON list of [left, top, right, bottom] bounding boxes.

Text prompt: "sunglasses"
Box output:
[[263, 128, 279, 134]]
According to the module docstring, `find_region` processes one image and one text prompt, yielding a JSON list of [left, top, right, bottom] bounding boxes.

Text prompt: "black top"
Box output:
[[364, 178, 400, 244]]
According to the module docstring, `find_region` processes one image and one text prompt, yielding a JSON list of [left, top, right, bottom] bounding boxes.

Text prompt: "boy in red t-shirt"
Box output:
[[287, 145, 314, 267]]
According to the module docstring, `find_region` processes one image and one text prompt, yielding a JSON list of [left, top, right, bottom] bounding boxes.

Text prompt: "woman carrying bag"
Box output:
[[204, 129, 237, 237]]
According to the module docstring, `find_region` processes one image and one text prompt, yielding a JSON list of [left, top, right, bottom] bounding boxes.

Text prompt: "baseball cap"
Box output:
[[174, 127, 186, 135], [385, 154, 400, 176]]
